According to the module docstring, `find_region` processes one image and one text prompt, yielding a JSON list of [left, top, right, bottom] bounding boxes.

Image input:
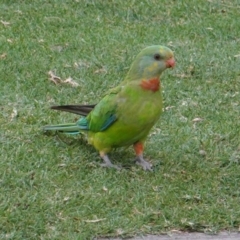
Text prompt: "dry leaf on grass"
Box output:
[[0, 53, 7, 59], [48, 70, 62, 84], [192, 117, 204, 129], [192, 117, 203, 122], [63, 197, 70, 202], [48, 71, 79, 87], [165, 105, 175, 111], [149, 127, 161, 137], [10, 108, 18, 121], [58, 163, 66, 167], [199, 150, 207, 156], [84, 218, 106, 223], [116, 229, 124, 235], [63, 77, 79, 87], [0, 20, 10, 26], [102, 186, 108, 192]]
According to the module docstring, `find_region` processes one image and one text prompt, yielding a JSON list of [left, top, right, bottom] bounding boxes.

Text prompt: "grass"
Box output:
[[0, 0, 240, 239]]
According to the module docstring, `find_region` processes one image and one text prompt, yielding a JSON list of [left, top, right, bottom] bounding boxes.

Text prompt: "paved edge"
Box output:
[[97, 231, 240, 240]]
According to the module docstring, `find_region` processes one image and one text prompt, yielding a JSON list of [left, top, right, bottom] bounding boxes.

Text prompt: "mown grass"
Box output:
[[0, 0, 240, 239]]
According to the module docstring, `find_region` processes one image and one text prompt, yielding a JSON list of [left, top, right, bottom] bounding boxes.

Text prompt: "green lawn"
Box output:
[[1, 0, 240, 239]]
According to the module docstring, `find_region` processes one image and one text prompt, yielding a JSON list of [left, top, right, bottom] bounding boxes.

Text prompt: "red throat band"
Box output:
[[140, 78, 160, 92]]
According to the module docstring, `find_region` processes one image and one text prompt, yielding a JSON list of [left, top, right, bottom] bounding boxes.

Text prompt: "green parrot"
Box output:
[[43, 45, 175, 170]]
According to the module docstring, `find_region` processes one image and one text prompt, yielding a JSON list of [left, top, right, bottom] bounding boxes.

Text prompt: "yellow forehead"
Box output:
[[159, 46, 173, 58], [159, 47, 165, 55]]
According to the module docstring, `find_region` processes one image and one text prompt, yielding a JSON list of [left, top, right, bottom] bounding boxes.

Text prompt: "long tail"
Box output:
[[51, 104, 96, 116], [43, 123, 80, 135], [43, 104, 94, 134]]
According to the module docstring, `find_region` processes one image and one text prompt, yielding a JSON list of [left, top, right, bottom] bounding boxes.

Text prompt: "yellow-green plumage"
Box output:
[[43, 45, 175, 170], [88, 81, 163, 151]]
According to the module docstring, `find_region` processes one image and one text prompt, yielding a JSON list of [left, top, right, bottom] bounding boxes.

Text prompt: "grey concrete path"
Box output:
[[98, 232, 240, 240]]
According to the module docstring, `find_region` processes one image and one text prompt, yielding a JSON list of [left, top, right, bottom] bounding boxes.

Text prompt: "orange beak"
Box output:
[[166, 57, 175, 68]]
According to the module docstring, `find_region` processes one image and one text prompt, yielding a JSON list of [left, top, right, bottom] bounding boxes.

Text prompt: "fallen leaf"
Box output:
[[0, 53, 7, 59], [192, 117, 203, 122], [171, 229, 183, 234], [149, 127, 161, 136], [102, 186, 108, 192], [63, 197, 70, 202], [63, 77, 79, 87], [181, 101, 188, 106], [48, 70, 62, 84], [10, 108, 18, 121], [116, 229, 124, 235], [165, 105, 175, 110], [84, 218, 106, 223], [58, 163, 66, 167], [1, 20, 10, 26], [234, 54, 240, 58], [199, 150, 207, 156]]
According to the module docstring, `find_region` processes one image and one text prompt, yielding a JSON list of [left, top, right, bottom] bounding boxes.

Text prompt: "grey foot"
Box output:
[[135, 155, 153, 171], [100, 154, 121, 170]]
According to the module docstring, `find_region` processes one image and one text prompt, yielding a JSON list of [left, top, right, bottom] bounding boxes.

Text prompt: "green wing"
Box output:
[[78, 86, 120, 132]]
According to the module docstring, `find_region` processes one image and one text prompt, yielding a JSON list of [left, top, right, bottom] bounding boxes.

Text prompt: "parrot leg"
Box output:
[[135, 154, 153, 171], [99, 151, 121, 170], [133, 142, 153, 171]]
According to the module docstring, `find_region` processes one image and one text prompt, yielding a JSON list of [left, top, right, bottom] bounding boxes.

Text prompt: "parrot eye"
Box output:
[[154, 53, 162, 61]]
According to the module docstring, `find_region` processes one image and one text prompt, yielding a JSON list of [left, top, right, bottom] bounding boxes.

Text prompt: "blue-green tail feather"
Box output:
[[43, 123, 80, 135]]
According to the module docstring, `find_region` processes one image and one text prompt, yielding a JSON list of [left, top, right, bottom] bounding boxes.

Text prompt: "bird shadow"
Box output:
[[43, 132, 159, 171]]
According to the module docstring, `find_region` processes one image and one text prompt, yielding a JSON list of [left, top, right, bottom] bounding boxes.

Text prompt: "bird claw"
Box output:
[[100, 154, 121, 170], [135, 155, 153, 171]]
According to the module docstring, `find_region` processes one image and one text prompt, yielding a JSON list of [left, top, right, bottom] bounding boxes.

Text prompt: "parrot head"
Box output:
[[126, 45, 175, 81]]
